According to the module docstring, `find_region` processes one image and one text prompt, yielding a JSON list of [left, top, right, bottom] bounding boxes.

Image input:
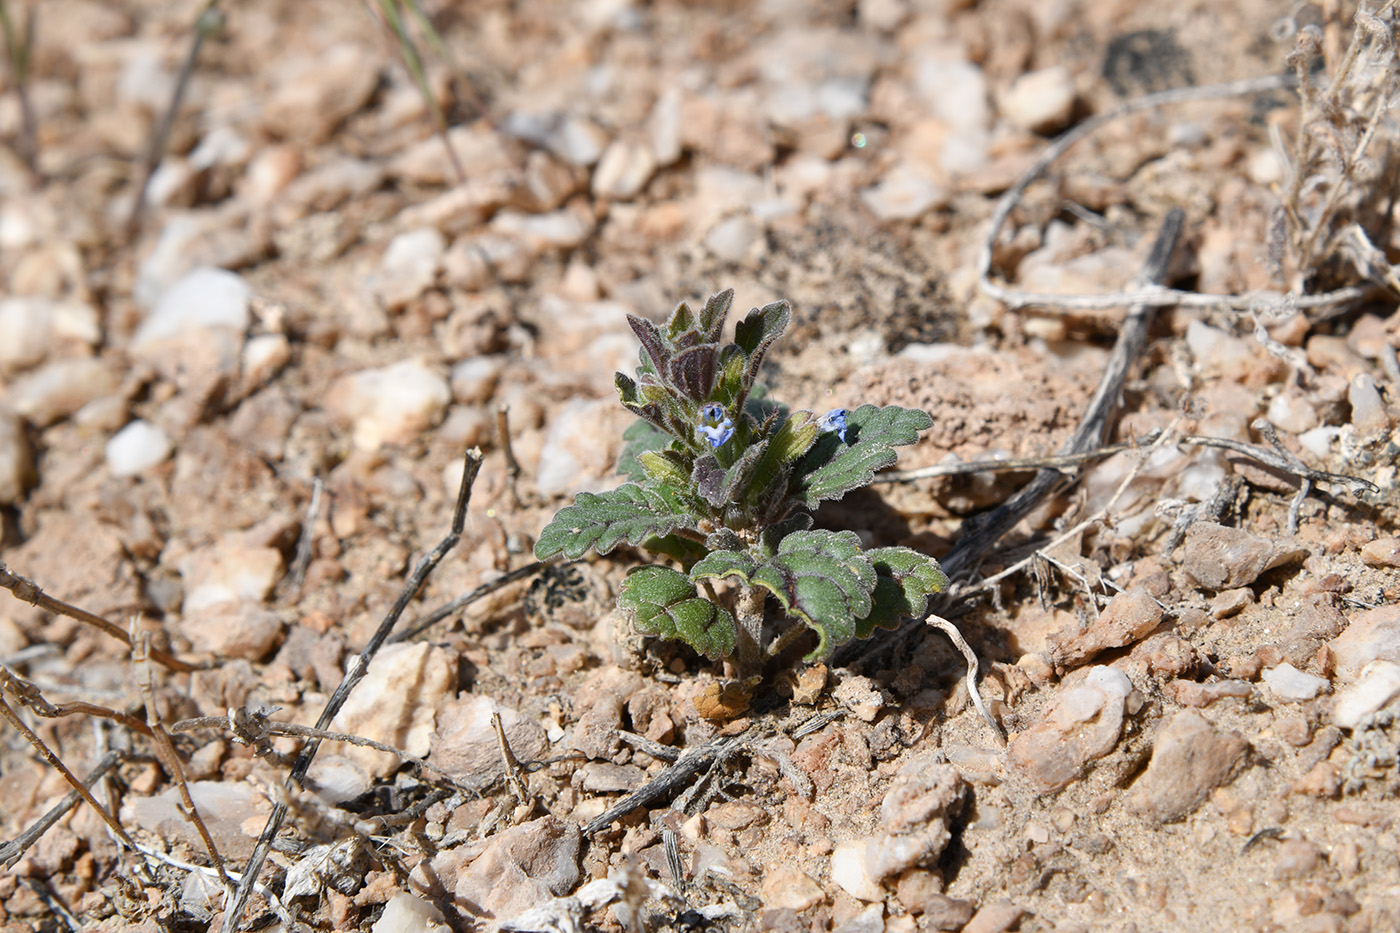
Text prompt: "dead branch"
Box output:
[[584, 730, 751, 836], [975, 73, 1373, 316], [0, 750, 121, 869], [0, 563, 199, 673], [223, 447, 483, 933]]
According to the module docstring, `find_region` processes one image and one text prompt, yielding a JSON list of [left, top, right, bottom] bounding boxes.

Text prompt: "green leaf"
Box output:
[[698, 289, 734, 344], [667, 299, 697, 341], [619, 565, 736, 659], [789, 404, 933, 507], [856, 548, 949, 638], [639, 450, 691, 488], [617, 418, 672, 482], [689, 548, 760, 584], [744, 410, 819, 506], [626, 315, 668, 375], [534, 484, 698, 559], [748, 529, 877, 659], [640, 533, 709, 567]]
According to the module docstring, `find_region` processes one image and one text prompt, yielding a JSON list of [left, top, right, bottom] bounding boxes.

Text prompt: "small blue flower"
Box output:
[[696, 403, 734, 449], [819, 408, 849, 443]]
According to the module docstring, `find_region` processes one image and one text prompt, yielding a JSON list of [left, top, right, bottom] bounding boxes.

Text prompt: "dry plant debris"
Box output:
[[1, 1, 1399, 932]]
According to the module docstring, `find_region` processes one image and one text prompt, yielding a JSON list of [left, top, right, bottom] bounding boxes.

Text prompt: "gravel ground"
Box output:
[[1, 1, 1399, 931]]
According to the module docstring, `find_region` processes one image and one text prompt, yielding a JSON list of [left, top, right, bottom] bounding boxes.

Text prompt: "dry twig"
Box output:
[[223, 447, 484, 933]]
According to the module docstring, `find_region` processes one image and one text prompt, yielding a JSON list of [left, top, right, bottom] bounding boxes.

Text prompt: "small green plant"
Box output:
[[534, 290, 946, 665]]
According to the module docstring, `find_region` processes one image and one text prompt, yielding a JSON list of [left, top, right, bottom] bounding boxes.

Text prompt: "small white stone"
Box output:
[[1349, 373, 1391, 435], [372, 893, 450, 933], [180, 542, 285, 611], [377, 228, 445, 310], [0, 297, 101, 370], [703, 215, 761, 261], [1267, 390, 1319, 434], [1262, 662, 1329, 702], [10, 358, 120, 427], [860, 163, 948, 221], [450, 357, 505, 404], [133, 267, 251, 350], [1298, 426, 1341, 460], [1000, 66, 1077, 134], [326, 358, 451, 451], [242, 334, 291, 387], [650, 88, 683, 166], [555, 116, 610, 166], [106, 420, 173, 477], [491, 208, 594, 252], [1332, 661, 1400, 729], [592, 139, 657, 200]]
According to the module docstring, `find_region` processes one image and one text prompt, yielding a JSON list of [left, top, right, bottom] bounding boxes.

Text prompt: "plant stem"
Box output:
[[735, 586, 765, 665]]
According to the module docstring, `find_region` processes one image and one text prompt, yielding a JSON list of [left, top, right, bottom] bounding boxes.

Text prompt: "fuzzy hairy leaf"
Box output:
[[790, 404, 933, 507], [744, 410, 819, 505], [667, 300, 697, 341], [641, 533, 710, 567], [627, 315, 668, 375], [856, 547, 949, 638], [534, 484, 698, 559], [668, 344, 719, 401], [699, 289, 734, 344], [692, 454, 727, 508], [616, 418, 672, 482], [619, 565, 736, 659], [689, 548, 760, 584], [748, 529, 877, 659]]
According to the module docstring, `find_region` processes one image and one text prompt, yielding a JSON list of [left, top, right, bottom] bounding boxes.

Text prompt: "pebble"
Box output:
[[427, 816, 581, 922], [427, 694, 549, 785], [1266, 389, 1320, 434], [243, 144, 302, 206], [1179, 522, 1308, 591], [833, 904, 884, 933], [388, 125, 515, 186], [179, 540, 284, 611], [860, 163, 948, 221], [1360, 537, 1400, 568], [325, 358, 451, 450], [329, 641, 454, 778], [376, 228, 445, 311], [242, 333, 291, 388], [180, 601, 286, 661], [1327, 605, 1400, 680], [832, 673, 885, 722], [106, 419, 173, 477], [450, 356, 505, 405], [371, 893, 450, 933], [492, 207, 595, 252], [1348, 373, 1391, 435], [121, 780, 268, 860], [1000, 66, 1076, 133], [922, 894, 975, 931], [1331, 661, 1400, 729], [650, 88, 683, 166], [1261, 663, 1329, 702], [0, 296, 101, 371], [1306, 334, 1366, 379], [276, 157, 385, 217], [704, 215, 761, 261], [963, 901, 1024, 933], [761, 866, 824, 912], [577, 761, 644, 793], [1166, 678, 1253, 708], [262, 45, 380, 143], [1050, 587, 1162, 670], [0, 407, 34, 505], [829, 763, 963, 901], [1129, 710, 1249, 822], [913, 55, 991, 174], [1007, 666, 1131, 792], [591, 139, 657, 200], [534, 397, 627, 497], [132, 266, 252, 351], [1185, 320, 1264, 384]]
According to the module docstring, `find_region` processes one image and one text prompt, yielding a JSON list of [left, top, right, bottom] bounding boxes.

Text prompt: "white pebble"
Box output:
[[372, 893, 449, 933], [1332, 661, 1400, 729], [592, 139, 657, 200], [704, 215, 761, 262], [1349, 373, 1391, 435], [860, 164, 948, 221], [1262, 662, 1329, 702], [106, 420, 173, 477], [133, 267, 251, 350], [1000, 66, 1077, 133], [325, 358, 450, 451], [377, 228, 445, 310], [242, 334, 291, 387]]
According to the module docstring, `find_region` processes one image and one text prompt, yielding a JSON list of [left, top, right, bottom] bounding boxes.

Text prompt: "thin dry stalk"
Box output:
[[928, 614, 1005, 745], [0, 562, 199, 673], [492, 711, 533, 807], [0, 696, 140, 859], [497, 404, 524, 509], [0, 750, 121, 869], [1, 663, 152, 736], [223, 447, 483, 933], [126, 0, 223, 236], [976, 73, 1372, 316], [131, 624, 232, 890]]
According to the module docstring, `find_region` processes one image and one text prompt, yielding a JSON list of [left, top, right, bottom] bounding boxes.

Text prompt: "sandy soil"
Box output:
[[1, 1, 1399, 932]]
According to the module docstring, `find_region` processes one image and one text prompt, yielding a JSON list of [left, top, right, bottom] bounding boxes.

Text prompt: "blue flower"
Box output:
[[819, 408, 849, 443], [696, 403, 734, 449]]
